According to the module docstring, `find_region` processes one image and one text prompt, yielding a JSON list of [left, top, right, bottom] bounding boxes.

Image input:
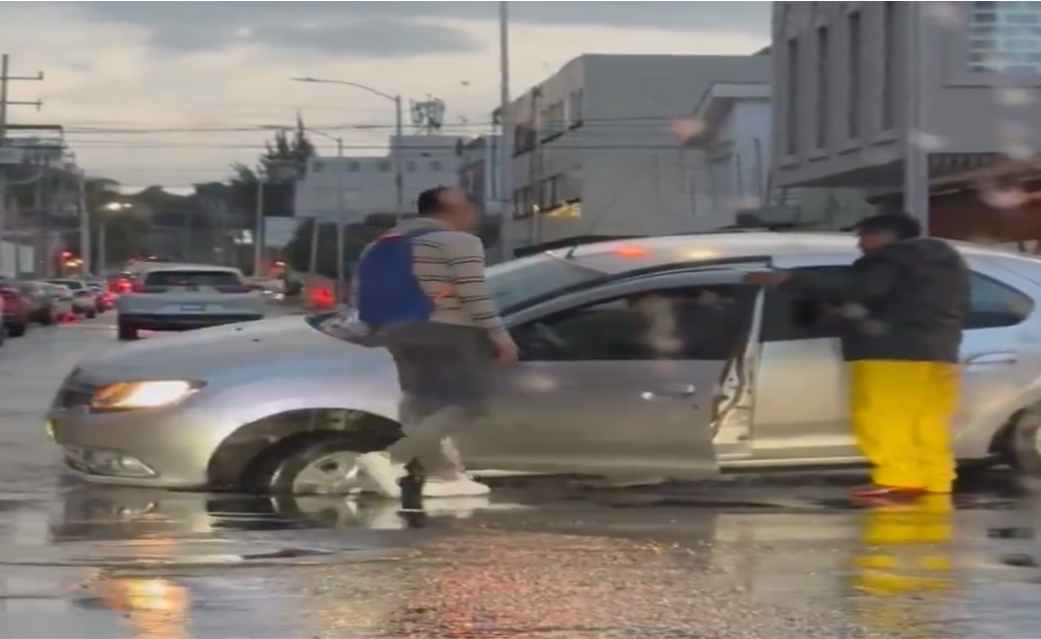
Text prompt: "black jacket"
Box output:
[[779, 238, 970, 363]]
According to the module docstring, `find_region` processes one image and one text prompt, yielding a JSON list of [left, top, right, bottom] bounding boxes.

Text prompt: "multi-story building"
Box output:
[[772, 1, 1041, 243], [688, 80, 872, 230], [502, 54, 770, 254], [294, 134, 464, 223], [457, 135, 503, 217]]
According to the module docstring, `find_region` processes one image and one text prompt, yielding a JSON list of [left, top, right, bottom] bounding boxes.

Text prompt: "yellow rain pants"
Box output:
[[850, 360, 960, 493]]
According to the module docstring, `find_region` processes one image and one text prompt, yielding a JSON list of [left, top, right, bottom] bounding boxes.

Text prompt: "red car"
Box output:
[[0, 282, 31, 337]]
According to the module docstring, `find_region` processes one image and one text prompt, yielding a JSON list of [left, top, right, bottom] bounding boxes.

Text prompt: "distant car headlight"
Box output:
[[90, 380, 204, 410]]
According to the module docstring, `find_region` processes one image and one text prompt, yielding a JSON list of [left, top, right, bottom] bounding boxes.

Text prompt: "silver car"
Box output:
[[45, 233, 1041, 493]]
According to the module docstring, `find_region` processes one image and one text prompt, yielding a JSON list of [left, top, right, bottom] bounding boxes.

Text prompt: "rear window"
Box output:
[[143, 270, 243, 288], [49, 280, 85, 291]]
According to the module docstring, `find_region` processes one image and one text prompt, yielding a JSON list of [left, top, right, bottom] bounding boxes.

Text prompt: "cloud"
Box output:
[[58, 1, 768, 56]]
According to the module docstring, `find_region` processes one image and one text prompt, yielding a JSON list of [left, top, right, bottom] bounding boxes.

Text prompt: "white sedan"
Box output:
[[115, 265, 265, 341]]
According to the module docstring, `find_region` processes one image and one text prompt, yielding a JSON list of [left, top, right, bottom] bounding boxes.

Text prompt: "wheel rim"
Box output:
[[292, 451, 365, 495]]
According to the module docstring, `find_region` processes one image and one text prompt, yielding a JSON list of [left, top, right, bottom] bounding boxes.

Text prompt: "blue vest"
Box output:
[[356, 228, 439, 327]]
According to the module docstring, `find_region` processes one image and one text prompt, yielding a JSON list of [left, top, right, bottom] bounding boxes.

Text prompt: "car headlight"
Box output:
[[90, 381, 204, 410]]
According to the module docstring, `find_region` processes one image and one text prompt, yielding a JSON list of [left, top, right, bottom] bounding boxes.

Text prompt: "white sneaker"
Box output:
[[355, 453, 402, 499], [423, 476, 492, 498]]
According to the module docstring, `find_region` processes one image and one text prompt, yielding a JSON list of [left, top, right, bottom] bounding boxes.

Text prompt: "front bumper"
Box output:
[[119, 313, 264, 331], [46, 394, 234, 490]]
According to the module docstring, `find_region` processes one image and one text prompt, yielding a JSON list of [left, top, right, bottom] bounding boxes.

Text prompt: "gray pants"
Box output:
[[381, 322, 495, 478]]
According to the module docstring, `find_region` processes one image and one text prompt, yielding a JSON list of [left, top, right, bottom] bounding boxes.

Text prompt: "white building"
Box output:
[[688, 81, 873, 230], [771, 2, 1041, 194], [294, 134, 465, 223], [502, 53, 770, 253]]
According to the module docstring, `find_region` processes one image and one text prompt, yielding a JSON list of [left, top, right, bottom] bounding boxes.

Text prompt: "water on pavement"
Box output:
[[3, 315, 1041, 637]]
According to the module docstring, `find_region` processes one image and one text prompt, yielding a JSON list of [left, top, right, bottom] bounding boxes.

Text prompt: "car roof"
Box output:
[[560, 231, 1036, 264], [141, 264, 243, 275]]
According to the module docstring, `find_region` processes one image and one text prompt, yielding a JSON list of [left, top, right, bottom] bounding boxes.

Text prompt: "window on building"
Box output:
[[377, 161, 391, 172], [406, 161, 417, 172], [881, 2, 898, 131], [785, 38, 800, 156], [312, 161, 326, 173], [847, 11, 863, 139], [567, 89, 584, 127], [430, 160, 443, 171], [347, 161, 361, 172], [815, 26, 830, 149], [969, 1, 1041, 73], [514, 122, 535, 155]]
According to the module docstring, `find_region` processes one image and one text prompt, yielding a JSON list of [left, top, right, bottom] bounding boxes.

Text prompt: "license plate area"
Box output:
[[180, 303, 206, 312]]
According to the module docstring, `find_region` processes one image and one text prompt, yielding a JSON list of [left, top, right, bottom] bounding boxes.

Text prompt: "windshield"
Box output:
[[307, 252, 604, 336], [484, 253, 604, 311]]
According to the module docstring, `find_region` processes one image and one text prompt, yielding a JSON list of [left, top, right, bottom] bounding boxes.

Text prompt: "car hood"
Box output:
[[77, 315, 378, 382]]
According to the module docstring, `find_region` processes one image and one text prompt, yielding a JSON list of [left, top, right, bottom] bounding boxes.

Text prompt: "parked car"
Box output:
[[114, 265, 264, 341], [8, 281, 55, 325], [38, 283, 75, 321], [45, 233, 1041, 494], [0, 281, 31, 337], [46, 279, 98, 319], [85, 280, 115, 313]]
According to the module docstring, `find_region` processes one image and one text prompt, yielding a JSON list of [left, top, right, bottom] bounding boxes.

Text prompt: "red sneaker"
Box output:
[[851, 485, 926, 501]]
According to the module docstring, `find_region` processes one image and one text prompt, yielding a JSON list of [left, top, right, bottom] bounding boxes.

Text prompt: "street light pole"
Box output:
[[290, 77, 405, 214], [903, 3, 930, 233], [392, 94, 404, 216], [253, 169, 265, 277], [498, 1, 513, 253]]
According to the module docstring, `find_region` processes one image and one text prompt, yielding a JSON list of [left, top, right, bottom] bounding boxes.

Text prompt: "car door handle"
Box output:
[[642, 384, 697, 399], [963, 352, 1018, 367]]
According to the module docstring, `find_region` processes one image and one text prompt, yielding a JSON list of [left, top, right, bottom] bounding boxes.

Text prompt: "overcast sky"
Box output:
[[0, 1, 769, 189]]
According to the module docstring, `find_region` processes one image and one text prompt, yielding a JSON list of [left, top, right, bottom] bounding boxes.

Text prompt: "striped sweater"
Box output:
[[351, 217, 504, 332]]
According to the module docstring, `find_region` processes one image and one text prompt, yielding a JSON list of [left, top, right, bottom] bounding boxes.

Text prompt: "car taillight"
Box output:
[[217, 285, 252, 294]]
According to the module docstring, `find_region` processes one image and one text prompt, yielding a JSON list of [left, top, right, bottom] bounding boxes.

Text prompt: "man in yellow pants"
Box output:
[[747, 213, 969, 499]]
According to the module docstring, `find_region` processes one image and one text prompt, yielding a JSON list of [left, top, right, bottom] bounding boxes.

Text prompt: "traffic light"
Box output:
[[60, 251, 73, 260]]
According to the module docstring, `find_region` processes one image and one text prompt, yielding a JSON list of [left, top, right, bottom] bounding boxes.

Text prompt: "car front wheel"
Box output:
[[7, 321, 28, 338], [243, 434, 382, 496], [117, 320, 138, 341], [1001, 409, 1041, 482]]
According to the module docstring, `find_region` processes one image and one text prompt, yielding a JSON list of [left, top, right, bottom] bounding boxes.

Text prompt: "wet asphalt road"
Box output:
[[4, 316, 1041, 637]]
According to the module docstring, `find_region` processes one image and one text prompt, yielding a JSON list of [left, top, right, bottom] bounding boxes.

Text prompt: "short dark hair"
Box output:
[[854, 212, 922, 240], [416, 186, 451, 216]]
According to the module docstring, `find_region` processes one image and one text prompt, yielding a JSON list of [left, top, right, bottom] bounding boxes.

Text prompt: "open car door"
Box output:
[[455, 266, 766, 479]]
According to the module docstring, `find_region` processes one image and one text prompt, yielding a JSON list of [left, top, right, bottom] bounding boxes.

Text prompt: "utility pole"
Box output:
[[0, 54, 44, 277]]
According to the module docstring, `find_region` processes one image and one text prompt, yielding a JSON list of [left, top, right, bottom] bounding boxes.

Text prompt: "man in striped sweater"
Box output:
[[352, 186, 519, 499]]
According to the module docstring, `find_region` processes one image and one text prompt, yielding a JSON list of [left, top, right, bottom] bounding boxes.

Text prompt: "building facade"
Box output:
[[690, 81, 872, 230], [294, 134, 464, 223], [457, 135, 503, 217], [772, 1, 1041, 193], [502, 54, 770, 253]]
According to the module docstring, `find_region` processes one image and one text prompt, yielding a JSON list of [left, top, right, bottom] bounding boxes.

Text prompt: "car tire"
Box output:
[[242, 434, 382, 496], [117, 321, 138, 341], [85, 310, 97, 320], [1000, 409, 1041, 482], [7, 321, 28, 338], [0, 324, 6, 347], [39, 311, 56, 326]]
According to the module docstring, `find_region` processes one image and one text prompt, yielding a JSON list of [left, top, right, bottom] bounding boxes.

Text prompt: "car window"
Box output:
[[512, 284, 757, 362], [968, 273, 1033, 329], [760, 266, 1033, 343], [143, 270, 243, 288]]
